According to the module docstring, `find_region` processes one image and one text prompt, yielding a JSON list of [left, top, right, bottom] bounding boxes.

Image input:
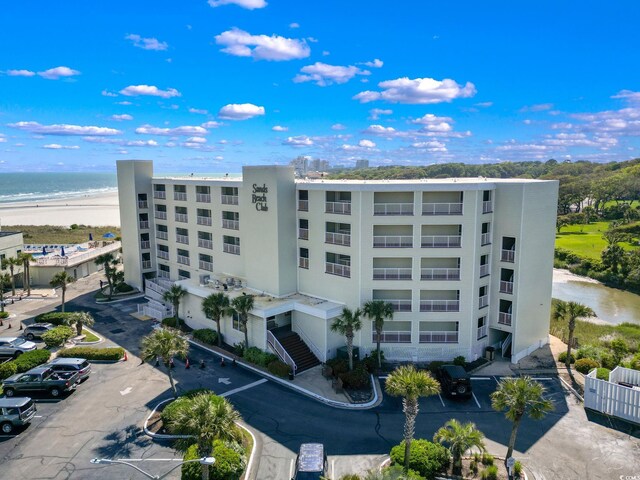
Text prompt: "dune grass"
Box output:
[[555, 221, 636, 260], [5, 225, 121, 245]]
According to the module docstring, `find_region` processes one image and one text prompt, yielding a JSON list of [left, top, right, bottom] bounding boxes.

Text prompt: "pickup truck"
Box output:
[[2, 366, 79, 398]]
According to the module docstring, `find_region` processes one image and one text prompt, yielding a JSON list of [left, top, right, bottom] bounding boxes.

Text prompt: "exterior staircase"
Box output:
[[276, 331, 321, 373]]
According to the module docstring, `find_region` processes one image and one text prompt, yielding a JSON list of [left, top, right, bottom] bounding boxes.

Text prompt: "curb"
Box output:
[[558, 375, 584, 402], [74, 326, 104, 346], [95, 292, 145, 304]]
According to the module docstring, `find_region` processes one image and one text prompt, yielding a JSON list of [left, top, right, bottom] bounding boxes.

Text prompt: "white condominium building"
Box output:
[[117, 160, 558, 372]]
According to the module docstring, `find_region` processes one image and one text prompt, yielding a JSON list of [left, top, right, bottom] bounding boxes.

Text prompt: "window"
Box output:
[[477, 316, 487, 340], [232, 312, 242, 331], [299, 247, 309, 269], [178, 269, 191, 279]]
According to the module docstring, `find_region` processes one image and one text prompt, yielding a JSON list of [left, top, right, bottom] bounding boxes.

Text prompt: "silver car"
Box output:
[[0, 337, 37, 358], [45, 358, 92, 382]]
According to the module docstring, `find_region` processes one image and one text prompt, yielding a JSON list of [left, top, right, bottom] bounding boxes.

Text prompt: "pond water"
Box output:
[[552, 269, 640, 325]]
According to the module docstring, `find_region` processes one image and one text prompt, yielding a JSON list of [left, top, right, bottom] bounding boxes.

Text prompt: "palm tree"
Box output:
[[71, 311, 95, 337], [163, 284, 188, 329], [202, 292, 230, 347], [363, 300, 394, 369], [553, 300, 595, 369], [49, 271, 76, 312], [1, 256, 21, 296], [140, 329, 189, 398], [385, 365, 441, 472], [94, 252, 117, 300], [433, 419, 486, 474], [17, 252, 34, 296], [330, 307, 363, 371], [167, 393, 242, 480], [491, 376, 554, 463], [230, 294, 255, 348], [0, 273, 11, 313]]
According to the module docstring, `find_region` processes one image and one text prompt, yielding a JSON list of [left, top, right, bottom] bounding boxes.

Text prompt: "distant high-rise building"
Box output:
[[355, 159, 370, 169], [309, 159, 329, 172], [290, 156, 309, 177]]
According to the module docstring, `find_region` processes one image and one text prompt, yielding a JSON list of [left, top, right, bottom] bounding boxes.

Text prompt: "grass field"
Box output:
[[5, 225, 121, 245], [555, 221, 636, 260], [550, 313, 640, 353]]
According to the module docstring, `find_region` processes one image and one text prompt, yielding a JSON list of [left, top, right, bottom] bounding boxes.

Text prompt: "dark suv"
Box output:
[[23, 323, 54, 341], [437, 365, 472, 398]]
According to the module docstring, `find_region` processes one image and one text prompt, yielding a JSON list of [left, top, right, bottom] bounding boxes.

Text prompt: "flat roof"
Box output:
[[0, 231, 22, 238]]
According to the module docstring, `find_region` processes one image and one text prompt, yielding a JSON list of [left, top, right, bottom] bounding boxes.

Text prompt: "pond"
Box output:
[[552, 269, 640, 325]]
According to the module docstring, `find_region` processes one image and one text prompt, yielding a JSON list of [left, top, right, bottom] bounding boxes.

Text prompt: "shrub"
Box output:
[[557, 351, 575, 364], [576, 345, 603, 362], [13, 349, 51, 373], [340, 475, 362, 480], [193, 328, 219, 346], [115, 282, 134, 293], [0, 311, 8, 319], [481, 453, 494, 466], [161, 317, 178, 328], [390, 439, 449, 479], [267, 360, 290, 378], [514, 461, 523, 478], [0, 361, 17, 380], [161, 397, 192, 430], [243, 346, 278, 367], [600, 352, 618, 370], [481, 465, 498, 480], [596, 367, 611, 381], [470, 460, 479, 475], [181, 439, 246, 480], [233, 342, 246, 357], [340, 367, 371, 389], [575, 358, 599, 374], [453, 355, 466, 367], [58, 346, 124, 361], [630, 353, 640, 371], [326, 358, 349, 377], [379, 466, 423, 480], [427, 361, 446, 374], [42, 325, 76, 347], [34, 311, 75, 326]]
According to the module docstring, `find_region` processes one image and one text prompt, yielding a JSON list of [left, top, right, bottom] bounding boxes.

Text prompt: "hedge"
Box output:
[[390, 439, 449, 479], [58, 346, 124, 361], [181, 440, 246, 480], [42, 325, 76, 347], [34, 311, 75, 326], [0, 361, 18, 380], [0, 311, 8, 319], [193, 328, 219, 346], [13, 349, 51, 373], [557, 351, 576, 364], [243, 347, 278, 368], [267, 360, 290, 378], [575, 358, 599, 374], [340, 367, 371, 389]]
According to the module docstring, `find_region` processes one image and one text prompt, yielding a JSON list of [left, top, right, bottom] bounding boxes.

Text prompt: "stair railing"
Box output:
[[295, 328, 325, 362], [267, 330, 297, 376]]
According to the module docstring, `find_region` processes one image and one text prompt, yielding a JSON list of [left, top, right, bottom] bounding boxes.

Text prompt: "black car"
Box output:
[[23, 323, 54, 341], [437, 365, 472, 398]]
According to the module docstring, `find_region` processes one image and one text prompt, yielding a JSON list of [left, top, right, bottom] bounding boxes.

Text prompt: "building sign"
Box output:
[[252, 183, 268, 211]]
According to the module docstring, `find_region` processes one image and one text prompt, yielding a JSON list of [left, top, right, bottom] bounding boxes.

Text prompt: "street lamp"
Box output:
[[90, 457, 215, 479]]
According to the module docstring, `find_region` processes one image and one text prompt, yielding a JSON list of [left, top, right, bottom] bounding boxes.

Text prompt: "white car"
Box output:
[[0, 337, 37, 358]]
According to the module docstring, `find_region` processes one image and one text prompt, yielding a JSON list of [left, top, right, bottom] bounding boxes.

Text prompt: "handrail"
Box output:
[[295, 328, 324, 362], [267, 330, 297, 375]]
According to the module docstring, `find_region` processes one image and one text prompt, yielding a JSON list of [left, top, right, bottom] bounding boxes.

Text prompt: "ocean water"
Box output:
[[0, 172, 118, 204]]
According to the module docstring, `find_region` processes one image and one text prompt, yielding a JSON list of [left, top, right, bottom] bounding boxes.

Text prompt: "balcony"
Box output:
[[500, 281, 514, 294], [498, 312, 512, 326], [142, 260, 152, 269], [379, 299, 412, 312], [373, 235, 413, 248], [197, 216, 212, 226], [153, 191, 166, 200], [501, 249, 515, 263], [421, 235, 461, 248], [477, 325, 488, 340], [299, 257, 309, 269], [421, 268, 460, 281], [176, 235, 189, 245], [139, 221, 150, 229], [138, 200, 148, 209], [198, 239, 213, 249], [481, 233, 491, 246], [420, 300, 460, 312], [156, 231, 168, 241], [223, 243, 240, 255], [298, 228, 309, 240], [374, 203, 413, 216], [220, 219, 238, 230], [374, 331, 411, 343], [325, 232, 350, 246], [479, 295, 489, 309], [480, 264, 490, 277], [373, 268, 412, 280], [157, 251, 169, 260], [175, 213, 188, 223], [325, 201, 351, 215], [174, 192, 187, 201], [199, 261, 213, 271], [158, 270, 170, 278], [422, 202, 463, 215], [298, 200, 309, 211], [196, 193, 211, 203], [419, 331, 459, 343], [140, 241, 151, 250], [221, 195, 238, 205], [177, 255, 190, 265], [154, 211, 167, 220], [325, 262, 350, 278], [483, 201, 493, 214]]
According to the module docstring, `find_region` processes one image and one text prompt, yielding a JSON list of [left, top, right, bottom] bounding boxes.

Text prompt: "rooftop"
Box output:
[[0, 231, 22, 238]]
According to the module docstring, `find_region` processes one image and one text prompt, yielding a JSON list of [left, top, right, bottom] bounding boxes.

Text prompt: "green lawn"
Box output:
[[555, 221, 636, 260], [82, 329, 100, 342]]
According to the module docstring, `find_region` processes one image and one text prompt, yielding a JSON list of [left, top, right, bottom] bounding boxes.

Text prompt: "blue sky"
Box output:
[[1, 0, 639, 172]]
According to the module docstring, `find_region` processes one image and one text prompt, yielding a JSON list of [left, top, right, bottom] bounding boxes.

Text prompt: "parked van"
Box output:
[[0, 397, 37, 434], [292, 443, 328, 480]]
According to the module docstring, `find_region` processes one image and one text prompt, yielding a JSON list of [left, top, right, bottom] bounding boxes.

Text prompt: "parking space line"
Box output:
[[471, 392, 482, 409], [289, 459, 295, 479], [470, 377, 492, 380], [493, 376, 500, 383], [534, 377, 554, 381], [437, 394, 445, 407], [220, 379, 268, 398], [331, 459, 335, 480]]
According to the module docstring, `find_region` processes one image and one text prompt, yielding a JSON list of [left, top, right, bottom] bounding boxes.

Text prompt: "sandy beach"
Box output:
[[0, 191, 120, 227]]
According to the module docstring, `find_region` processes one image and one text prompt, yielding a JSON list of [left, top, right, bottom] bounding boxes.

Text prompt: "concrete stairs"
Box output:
[[277, 332, 320, 373]]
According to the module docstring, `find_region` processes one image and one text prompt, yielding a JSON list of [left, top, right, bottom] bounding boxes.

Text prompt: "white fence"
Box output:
[[584, 366, 640, 424]]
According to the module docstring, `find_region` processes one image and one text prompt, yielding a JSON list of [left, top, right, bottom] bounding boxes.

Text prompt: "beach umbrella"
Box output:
[[89, 233, 93, 241], [61, 246, 66, 257], [103, 232, 115, 239], [42, 246, 47, 256]]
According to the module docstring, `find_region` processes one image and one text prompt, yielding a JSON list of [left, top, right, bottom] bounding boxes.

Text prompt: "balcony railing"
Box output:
[[157, 251, 169, 260], [176, 234, 189, 245], [501, 249, 515, 263], [177, 255, 190, 265], [198, 239, 213, 249], [375, 331, 411, 343], [325, 232, 350, 246], [156, 231, 168, 240], [299, 257, 309, 269], [223, 219, 239, 230], [197, 216, 212, 226], [483, 201, 493, 214], [421, 235, 461, 248], [158, 270, 170, 279], [325, 262, 350, 278], [140, 241, 150, 250], [223, 243, 240, 255], [325, 201, 351, 215], [481, 233, 492, 246], [498, 312, 512, 326], [139, 221, 150, 229], [421, 268, 460, 281], [196, 193, 211, 203], [479, 295, 489, 309], [138, 200, 148, 209], [477, 325, 488, 340], [142, 260, 152, 269], [419, 331, 459, 343], [422, 202, 463, 215], [373, 235, 413, 248], [420, 300, 460, 312], [175, 213, 188, 223], [374, 203, 414, 216], [199, 260, 213, 271], [500, 281, 514, 294], [153, 191, 166, 199], [298, 228, 309, 240], [221, 195, 238, 205], [480, 264, 490, 277], [298, 200, 308, 211], [378, 299, 412, 312], [155, 212, 167, 222], [174, 192, 187, 201], [373, 268, 412, 280]]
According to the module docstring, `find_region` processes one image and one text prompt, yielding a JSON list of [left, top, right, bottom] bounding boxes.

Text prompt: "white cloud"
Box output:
[[612, 90, 640, 103], [7, 69, 35, 77], [520, 103, 554, 112], [354, 77, 476, 104], [322, 50, 330, 56], [83, 137, 159, 147], [208, 0, 267, 9], [289, 23, 300, 28], [102, 90, 117, 97], [189, 108, 208, 115], [135, 124, 208, 136], [369, 108, 392, 120], [111, 114, 133, 121], [272, 125, 288, 131], [125, 34, 168, 51], [363, 124, 397, 135], [475, 101, 493, 108], [186, 136, 207, 144], [0, 135, 6, 143], [284, 135, 313, 146], [362, 59, 383, 68], [214, 155, 224, 161], [411, 140, 447, 152], [293, 62, 369, 86], [218, 103, 265, 120], [38, 66, 81, 80], [215, 28, 310, 61], [410, 114, 453, 132], [8, 121, 121, 136], [543, 132, 618, 149], [359, 139, 376, 148], [119, 85, 181, 98], [331, 124, 346, 131], [201, 121, 222, 128], [43, 144, 80, 150], [116, 101, 132, 105]]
